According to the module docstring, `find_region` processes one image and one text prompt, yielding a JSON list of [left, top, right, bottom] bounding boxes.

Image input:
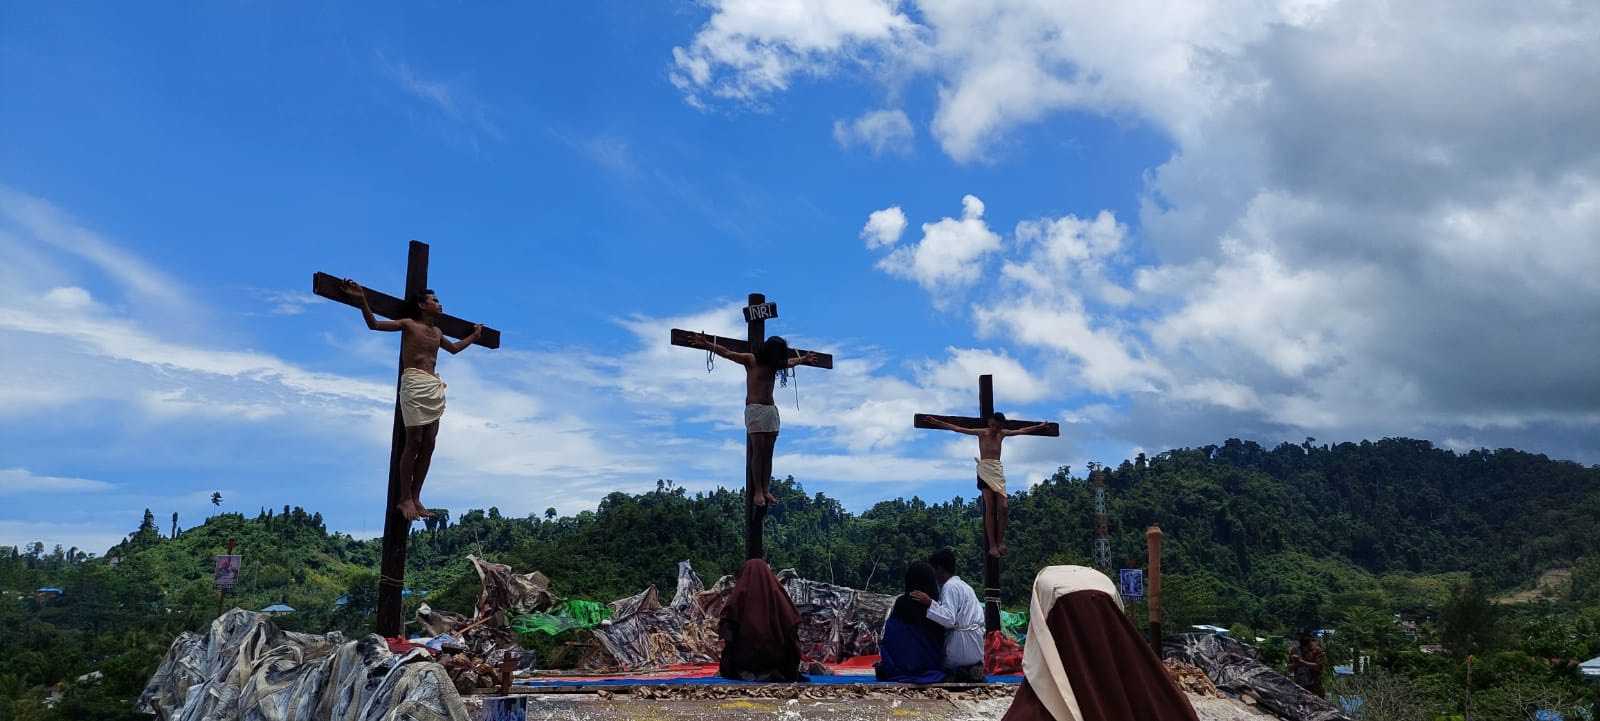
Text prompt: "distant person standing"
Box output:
[[1289, 631, 1326, 698]]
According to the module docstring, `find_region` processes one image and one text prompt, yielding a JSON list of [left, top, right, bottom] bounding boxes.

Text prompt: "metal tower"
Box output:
[[1093, 466, 1112, 570]]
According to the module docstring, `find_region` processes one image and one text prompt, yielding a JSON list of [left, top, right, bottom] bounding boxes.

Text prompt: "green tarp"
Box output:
[[1000, 609, 1027, 643], [512, 599, 612, 636]]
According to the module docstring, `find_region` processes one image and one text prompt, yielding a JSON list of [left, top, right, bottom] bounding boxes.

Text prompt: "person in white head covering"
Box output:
[[1002, 566, 1198, 721]]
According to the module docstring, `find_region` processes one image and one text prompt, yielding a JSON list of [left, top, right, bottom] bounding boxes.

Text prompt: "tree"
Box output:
[[171, 511, 179, 539], [1441, 580, 1499, 657], [211, 492, 223, 507]]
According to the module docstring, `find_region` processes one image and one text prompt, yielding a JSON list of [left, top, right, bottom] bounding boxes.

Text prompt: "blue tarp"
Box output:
[[516, 675, 1024, 688]]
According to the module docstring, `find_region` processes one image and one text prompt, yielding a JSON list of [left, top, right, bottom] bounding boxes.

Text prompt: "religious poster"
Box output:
[[214, 554, 241, 591], [1119, 568, 1145, 600]]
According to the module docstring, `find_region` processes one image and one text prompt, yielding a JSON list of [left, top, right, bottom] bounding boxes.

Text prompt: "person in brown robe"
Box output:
[[718, 559, 804, 682], [1003, 566, 1198, 721]]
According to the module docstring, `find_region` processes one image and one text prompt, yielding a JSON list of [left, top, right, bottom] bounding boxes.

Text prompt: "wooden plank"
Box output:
[[912, 413, 1059, 436], [668, 328, 833, 369], [311, 272, 502, 349]]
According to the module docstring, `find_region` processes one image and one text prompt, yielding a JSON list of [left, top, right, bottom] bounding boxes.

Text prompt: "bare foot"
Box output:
[[416, 505, 435, 519], [752, 492, 767, 507], [997, 543, 1009, 557], [987, 545, 1002, 558], [396, 500, 419, 521], [764, 492, 778, 506]]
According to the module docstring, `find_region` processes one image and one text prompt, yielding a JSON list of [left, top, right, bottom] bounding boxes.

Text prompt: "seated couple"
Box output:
[[875, 548, 988, 684]]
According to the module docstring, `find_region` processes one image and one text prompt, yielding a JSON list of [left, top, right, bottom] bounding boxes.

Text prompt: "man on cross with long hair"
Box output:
[[687, 333, 817, 509]]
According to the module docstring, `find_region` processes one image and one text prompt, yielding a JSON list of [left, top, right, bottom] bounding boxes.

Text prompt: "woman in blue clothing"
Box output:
[[875, 561, 948, 683]]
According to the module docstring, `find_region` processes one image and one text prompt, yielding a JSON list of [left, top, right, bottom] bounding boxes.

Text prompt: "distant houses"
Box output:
[[35, 587, 64, 603], [259, 603, 295, 615]]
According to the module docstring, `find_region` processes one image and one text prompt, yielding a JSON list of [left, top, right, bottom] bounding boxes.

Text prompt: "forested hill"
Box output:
[[5, 437, 1599, 719]]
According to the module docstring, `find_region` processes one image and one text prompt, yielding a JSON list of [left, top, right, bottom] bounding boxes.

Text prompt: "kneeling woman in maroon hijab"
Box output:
[[718, 559, 804, 682], [1003, 566, 1197, 721]]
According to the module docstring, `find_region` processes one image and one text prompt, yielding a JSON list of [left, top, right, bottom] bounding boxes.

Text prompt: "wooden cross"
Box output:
[[913, 374, 1058, 633], [311, 240, 500, 637], [670, 292, 833, 560]]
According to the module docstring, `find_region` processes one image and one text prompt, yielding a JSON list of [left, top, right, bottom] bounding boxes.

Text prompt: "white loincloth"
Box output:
[[399, 368, 447, 427], [744, 403, 780, 434], [976, 458, 1006, 494]]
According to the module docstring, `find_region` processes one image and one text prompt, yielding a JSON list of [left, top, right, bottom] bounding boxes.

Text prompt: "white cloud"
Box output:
[[833, 109, 914, 155], [384, 52, 460, 114], [860, 206, 907, 249], [375, 51, 504, 144], [0, 468, 114, 495], [254, 289, 319, 317], [974, 298, 1160, 395], [669, 0, 918, 107], [775, 452, 967, 483], [915, 347, 1051, 405], [873, 195, 1001, 296], [806, 0, 1600, 460], [0, 189, 185, 308], [670, 1, 1292, 161]]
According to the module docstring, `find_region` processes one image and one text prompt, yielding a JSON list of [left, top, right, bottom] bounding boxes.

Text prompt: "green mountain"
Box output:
[[4, 437, 1598, 720]]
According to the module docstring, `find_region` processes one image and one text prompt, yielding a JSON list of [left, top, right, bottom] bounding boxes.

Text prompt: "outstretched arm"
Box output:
[[927, 417, 984, 436], [786, 351, 819, 368], [441, 324, 484, 354], [342, 279, 402, 331], [691, 333, 756, 366], [1002, 421, 1052, 437]]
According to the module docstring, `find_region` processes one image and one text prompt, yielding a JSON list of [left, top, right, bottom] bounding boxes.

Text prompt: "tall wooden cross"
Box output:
[[913, 374, 1058, 632], [670, 293, 833, 560], [311, 240, 501, 637]]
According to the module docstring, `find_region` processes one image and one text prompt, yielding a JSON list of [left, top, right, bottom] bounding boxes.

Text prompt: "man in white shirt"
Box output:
[[911, 548, 987, 682]]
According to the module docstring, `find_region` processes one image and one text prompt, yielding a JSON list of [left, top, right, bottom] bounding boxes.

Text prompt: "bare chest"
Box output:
[[401, 324, 442, 352]]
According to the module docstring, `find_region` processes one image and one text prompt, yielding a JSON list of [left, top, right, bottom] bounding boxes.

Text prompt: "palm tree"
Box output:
[[211, 492, 223, 507]]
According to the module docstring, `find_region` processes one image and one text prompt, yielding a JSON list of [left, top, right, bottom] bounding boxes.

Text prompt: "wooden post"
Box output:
[[311, 241, 501, 638], [977, 376, 1003, 633], [744, 293, 766, 561], [373, 241, 429, 637], [1146, 524, 1164, 651]]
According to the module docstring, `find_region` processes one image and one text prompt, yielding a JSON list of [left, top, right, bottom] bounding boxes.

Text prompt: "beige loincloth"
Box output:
[[399, 368, 447, 427], [744, 403, 780, 434], [977, 458, 1006, 495]]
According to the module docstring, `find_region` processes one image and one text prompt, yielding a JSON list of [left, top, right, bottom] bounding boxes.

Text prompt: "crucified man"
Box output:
[[342, 279, 482, 522], [925, 413, 1049, 557], [687, 333, 818, 508]]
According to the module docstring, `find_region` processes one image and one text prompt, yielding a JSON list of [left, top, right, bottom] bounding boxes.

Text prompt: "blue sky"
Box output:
[[4, 1, 1598, 554]]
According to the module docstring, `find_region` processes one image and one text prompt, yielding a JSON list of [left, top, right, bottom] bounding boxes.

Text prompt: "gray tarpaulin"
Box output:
[[468, 555, 554, 623], [582, 561, 894, 672], [776, 567, 891, 663], [140, 609, 469, 721], [1164, 633, 1351, 721]]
